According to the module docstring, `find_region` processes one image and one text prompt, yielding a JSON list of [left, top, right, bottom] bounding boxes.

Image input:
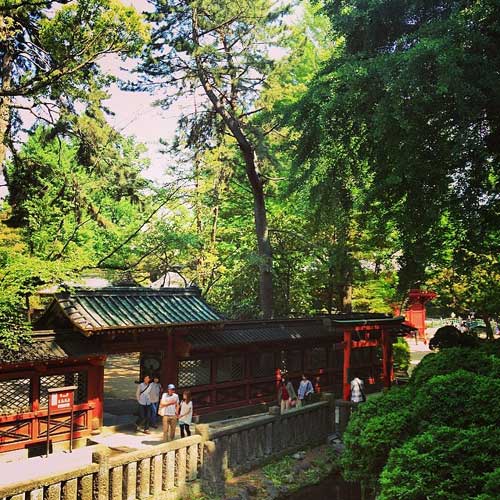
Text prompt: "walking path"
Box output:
[[0, 446, 94, 488], [407, 327, 435, 369]]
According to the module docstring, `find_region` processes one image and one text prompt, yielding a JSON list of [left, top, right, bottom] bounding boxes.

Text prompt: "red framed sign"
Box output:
[[49, 389, 75, 412], [46, 385, 77, 455]]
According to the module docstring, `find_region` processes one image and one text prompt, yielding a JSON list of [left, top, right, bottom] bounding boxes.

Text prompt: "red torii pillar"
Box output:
[[405, 289, 436, 343], [343, 327, 394, 400], [381, 330, 393, 389], [343, 330, 352, 400]]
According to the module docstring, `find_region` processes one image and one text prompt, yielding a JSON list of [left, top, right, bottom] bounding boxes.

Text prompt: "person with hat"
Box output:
[[159, 383, 179, 441]]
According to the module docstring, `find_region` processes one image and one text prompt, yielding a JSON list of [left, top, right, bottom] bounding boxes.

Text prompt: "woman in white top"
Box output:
[[177, 390, 193, 438]]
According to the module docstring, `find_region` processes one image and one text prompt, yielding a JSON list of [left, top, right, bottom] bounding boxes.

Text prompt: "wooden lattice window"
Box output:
[[0, 378, 31, 415], [351, 348, 373, 367], [284, 350, 302, 373], [216, 355, 244, 383], [39, 372, 88, 408], [329, 346, 344, 369], [251, 352, 276, 378], [178, 359, 211, 387], [305, 347, 327, 371]]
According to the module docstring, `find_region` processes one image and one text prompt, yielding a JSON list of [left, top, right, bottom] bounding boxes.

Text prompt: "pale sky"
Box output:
[[99, 0, 181, 185]]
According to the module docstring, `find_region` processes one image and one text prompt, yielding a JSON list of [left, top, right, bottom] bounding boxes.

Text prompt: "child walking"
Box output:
[[177, 391, 193, 438]]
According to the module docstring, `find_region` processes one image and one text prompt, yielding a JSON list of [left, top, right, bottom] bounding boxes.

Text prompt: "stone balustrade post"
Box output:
[[92, 445, 111, 500], [199, 440, 225, 497], [335, 399, 355, 435]]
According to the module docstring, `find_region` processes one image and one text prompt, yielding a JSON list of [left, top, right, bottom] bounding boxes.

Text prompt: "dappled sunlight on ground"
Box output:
[[104, 353, 140, 399], [104, 353, 140, 421]]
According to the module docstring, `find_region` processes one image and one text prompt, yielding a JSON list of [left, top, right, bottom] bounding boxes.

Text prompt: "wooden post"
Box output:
[[343, 330, 352, 400], [381, 330, 393, 389], [88, 360, 105, 430]]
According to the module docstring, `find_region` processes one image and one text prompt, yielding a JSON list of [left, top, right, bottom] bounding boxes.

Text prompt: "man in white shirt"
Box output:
[[136, 374, 152, 434], [159, 384, 179, 441], [350, 376, 365, 404]]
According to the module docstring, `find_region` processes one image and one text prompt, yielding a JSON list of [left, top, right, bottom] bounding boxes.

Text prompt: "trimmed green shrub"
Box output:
[[379, 426, 500, 500], [429, 325, 479, 350], [410, 343, 500, 390], [414, 370, 500, 429], [341, 343, 500, 497], [341, 387, 415, 490], [473, 468, 500, 500], [393, 337, 411, 371]]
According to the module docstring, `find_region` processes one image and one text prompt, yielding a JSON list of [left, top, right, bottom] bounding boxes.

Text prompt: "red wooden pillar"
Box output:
[[381, 330, 393, 390], [343, 330, 352, 400], [406, 289, 436, 343], [88, 357, 106, 431]]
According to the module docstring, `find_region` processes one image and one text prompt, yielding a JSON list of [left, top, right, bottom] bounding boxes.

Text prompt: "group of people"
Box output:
[[277, 373, 315, 413], [137, 372, 365, 436], [135, 374, 193, 441]]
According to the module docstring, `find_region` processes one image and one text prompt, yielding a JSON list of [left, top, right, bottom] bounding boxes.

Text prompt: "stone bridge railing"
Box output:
[[0, 395, 345, 500], [198, 396, 336, 496], [0, 435, 203, 500]]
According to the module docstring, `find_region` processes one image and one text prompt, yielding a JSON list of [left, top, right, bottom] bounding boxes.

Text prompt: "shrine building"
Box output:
[[0, 286, 409, 456]]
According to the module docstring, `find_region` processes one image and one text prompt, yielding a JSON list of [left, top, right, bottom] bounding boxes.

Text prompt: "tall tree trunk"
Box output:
[[482, 314, 494, 340], [327, 266, 335, 314], [191, 10, 274, 318], [243, 148, 274, 318], [340, 282, 353, 313], [193, 150, 205, 286], [0, 43, 13, 170]]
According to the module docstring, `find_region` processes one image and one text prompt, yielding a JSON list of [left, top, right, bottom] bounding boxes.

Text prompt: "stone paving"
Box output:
[[103, 353, 139, 426], [407, 327, 434, 369], [0, 446, 95, 488]]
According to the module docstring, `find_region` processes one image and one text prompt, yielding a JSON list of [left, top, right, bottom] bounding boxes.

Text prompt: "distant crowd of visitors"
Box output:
[[136, 371, 365, 440], [135, 375, 192, 441]]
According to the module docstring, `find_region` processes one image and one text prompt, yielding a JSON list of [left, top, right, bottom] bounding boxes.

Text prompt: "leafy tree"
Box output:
[[4, 119, 151, 266], [0, 209, 73, 352], [0, 0, 148, 166], [136, 0, 292, 318], [429, 251, 500, 339], [293, 0, 500, 303]]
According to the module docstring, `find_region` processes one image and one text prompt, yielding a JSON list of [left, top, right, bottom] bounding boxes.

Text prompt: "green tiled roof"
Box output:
[[48, 287, 222, 334], [0, 330, 102, 365]]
